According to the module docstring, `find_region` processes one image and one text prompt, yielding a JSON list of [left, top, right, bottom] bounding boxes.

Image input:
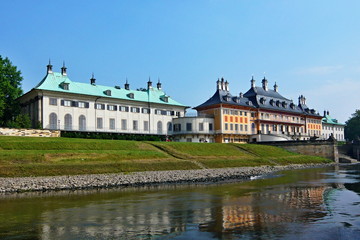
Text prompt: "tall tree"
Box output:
[[345, 109, 360, 141], [0, 55, 23, 126]]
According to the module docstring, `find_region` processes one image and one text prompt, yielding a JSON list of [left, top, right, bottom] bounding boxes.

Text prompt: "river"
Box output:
[[0, 164, 359, 240]]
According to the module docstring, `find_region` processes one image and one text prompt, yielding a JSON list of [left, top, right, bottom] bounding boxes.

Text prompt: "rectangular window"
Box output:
[[230, 124, 233, 131], [244, 112, 247, 116], [199, 122, 204, 131], [49, 98, 57, 106], [97, 118, 103, 129], [109, 118, 115, 130], [209, 123, 213, 131], [142, 108, 150, 114], [245, 125, 248, 131], [186, 123, 192, 131], [161, 110, 167, 115], [174, 124, 181, 132], [225, 123, 228, 130], [119, 106, 129, 112], [144, 121, 149, 131], [78, 102, 89, 108], [186, 138, 192, 142], [155, 109, 161, 115], [121, 119, 127, 130], [176, 112, 180, 117], [223, 109, 229, 114], [133, 120, 138, 130], [131, 107, 140, 113], [235, 124, 238, 131], [107, 105, 117, 111], [95, 103, 105, 110], [240, 124, 243, 131], [64, 100, 71, 107]]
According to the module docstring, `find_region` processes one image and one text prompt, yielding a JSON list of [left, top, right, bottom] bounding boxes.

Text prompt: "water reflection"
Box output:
[[0, 164, 359, 240]]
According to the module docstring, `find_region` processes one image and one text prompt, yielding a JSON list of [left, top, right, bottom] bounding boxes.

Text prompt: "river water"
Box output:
[[0, 164, 359, 240]]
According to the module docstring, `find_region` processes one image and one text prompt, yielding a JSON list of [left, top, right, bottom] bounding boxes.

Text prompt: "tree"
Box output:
[[345, 109, 360, 141], [0, 55, 23, 126], [6, 114, 31, 129]]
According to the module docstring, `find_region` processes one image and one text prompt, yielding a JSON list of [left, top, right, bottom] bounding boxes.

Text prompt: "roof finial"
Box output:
[[61, 61, 67, 76], [47, 59, 53, 74], [157, 78, 162, 89], [147, 76, 152, 89], [90, 72, 96, 85]]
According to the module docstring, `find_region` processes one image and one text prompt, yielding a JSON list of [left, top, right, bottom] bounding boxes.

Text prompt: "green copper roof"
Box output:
[[34, 72, 187, 107], [322, 114, 345, 126]]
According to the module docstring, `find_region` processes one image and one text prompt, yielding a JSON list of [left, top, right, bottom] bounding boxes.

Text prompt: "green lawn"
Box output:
[[0, 136, 331, 177]]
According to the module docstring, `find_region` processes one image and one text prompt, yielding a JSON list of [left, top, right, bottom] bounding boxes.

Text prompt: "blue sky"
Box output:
[[1, 0, 360, 123]]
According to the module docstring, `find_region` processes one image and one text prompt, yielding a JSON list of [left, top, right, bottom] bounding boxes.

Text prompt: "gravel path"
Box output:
[[0, 164, 333, 193]]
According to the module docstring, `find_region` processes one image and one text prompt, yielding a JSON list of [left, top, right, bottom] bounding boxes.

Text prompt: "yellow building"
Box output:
[[194, 77, 323, 143]]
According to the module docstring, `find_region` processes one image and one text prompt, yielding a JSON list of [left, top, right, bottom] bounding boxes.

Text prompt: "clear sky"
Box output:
[[1, 0, 359, 123]]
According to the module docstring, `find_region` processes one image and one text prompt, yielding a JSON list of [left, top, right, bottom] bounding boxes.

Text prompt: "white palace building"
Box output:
[[18, 63, 188, 136], [18, 63, 345, 143]]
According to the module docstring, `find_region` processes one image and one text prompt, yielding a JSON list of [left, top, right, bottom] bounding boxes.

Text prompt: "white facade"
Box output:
[[20, 91, 185, 135], [322, 123, 345, 141], [172, 117, 215, 142], [19, 67, 187, 136]]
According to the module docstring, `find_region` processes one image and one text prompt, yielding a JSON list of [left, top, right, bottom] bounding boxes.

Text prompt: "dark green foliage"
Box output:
[[345, 109, 360, 141], [60, 131, 164, 141], [0, 55, 23, 126], [6, 114, 31, 128]]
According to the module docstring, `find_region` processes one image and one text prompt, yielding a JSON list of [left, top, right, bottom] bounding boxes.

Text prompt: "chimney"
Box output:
[[251, 76, 255, 88], [46, 59, 53, 74], [327, 111, 329, 115], [147, 77, 152, 89], [274, 82, 278, 92], [124, 79, 130, 90], [216, 78, 221, 90], [225, 80, 229, 92], [262, 77, 268, 91], [90, 73, 96, 85], [323, 110, 327, 117], [61, 62, 67, 76], [221, 77, 225, 90], [157, 79, 162, 89]]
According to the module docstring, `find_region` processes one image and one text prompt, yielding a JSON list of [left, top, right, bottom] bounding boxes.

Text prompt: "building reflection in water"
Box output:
[[199, 186, 334, 235], [35, 184, 341, 239]]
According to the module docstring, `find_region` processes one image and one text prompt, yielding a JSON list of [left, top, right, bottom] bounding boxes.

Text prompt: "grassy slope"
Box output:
[[0, 136, 331, 177]]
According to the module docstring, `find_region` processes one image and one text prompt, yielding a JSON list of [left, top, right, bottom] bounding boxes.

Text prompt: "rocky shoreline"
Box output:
[[0, 164, 335, 193]]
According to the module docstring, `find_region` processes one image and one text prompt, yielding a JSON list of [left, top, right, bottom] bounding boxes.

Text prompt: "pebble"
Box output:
[[0, 164, 334, 193]]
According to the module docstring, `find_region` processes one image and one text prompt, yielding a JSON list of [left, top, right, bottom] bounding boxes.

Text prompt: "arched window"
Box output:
[[167, 122, 172, 132], [79, 115, 86, 131], [157, 121, 163, 134], [49, 113, 57, 129], [64, 114, 72, 130]]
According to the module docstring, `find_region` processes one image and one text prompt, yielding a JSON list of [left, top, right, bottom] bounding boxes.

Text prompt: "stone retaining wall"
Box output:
[[257, 140, 339, 162], [0, 127, 60, 137]]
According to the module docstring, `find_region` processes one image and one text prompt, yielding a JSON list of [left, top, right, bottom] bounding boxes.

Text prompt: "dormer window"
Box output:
[[270, 99, 274, 106], [104, 90, 111, 96], [60, 82, 69, 90], [223, 95, 231, 101], [260, 97, 266, 104], [233, 97, 240, 103], [127, 93, 134, 99], [246, 101, 253, 106], [160, 96, 169, 102], [276, 100, 280, 107], [290, 103, 295, 109], [282, 101, 287, 108]]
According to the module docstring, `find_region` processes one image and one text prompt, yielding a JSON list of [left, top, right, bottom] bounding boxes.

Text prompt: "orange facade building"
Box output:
[[194, 77, 322, 143]]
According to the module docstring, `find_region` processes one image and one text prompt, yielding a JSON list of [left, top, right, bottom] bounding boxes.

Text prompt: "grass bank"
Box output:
[[0, 136, 331, 177]]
